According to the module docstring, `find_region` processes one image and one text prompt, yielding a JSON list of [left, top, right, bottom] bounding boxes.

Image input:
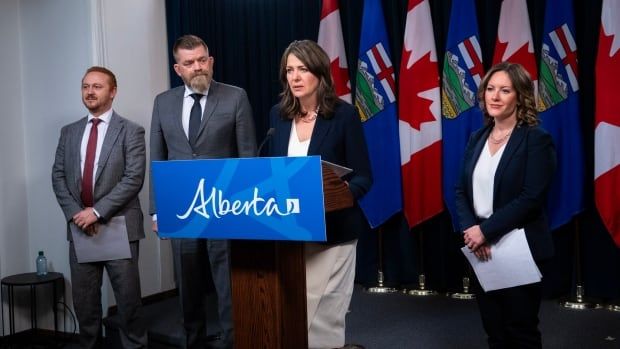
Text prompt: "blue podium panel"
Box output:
[[152, 156, 326, 241]]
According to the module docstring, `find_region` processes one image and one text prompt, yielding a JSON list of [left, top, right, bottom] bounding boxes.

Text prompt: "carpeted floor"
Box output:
[[101, 284, 620, 348], [346, 285, 620, 348]]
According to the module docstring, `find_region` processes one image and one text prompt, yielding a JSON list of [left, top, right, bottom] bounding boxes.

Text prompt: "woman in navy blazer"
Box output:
[[455, 62, 556, 348], [269, 40, 371, 349]]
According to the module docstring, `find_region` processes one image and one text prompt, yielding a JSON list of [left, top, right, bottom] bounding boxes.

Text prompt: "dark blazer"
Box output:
[[455, 124, 557, 261], [52, 112, 146, 241], [149, 81, 257, 214], [269, 101, 372, 244]]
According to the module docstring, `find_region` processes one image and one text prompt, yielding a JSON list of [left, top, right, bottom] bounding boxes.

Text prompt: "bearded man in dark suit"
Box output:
[[150, 34, 256, 349]]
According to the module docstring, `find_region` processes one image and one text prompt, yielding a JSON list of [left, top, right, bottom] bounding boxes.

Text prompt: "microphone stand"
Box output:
[[257, 127, 275, 157]]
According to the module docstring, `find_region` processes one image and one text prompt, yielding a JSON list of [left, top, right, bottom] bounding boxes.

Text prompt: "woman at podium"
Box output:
[[268, 40, 372, 349]]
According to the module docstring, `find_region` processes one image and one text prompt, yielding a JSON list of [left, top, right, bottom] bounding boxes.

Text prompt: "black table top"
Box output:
[[1, 272, 63, 286]]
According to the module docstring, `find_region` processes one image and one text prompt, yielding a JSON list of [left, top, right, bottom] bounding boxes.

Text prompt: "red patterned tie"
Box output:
[[81, 118, 101, 207]]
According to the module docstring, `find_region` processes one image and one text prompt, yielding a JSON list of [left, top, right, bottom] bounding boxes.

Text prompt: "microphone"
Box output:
[[257, 127, 275, 157]]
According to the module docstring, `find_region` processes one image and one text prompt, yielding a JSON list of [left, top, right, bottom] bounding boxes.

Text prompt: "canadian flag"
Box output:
[[493, 0, 538, 89], [595, 0, 620, 246], [398, 0, 442, 228], [318, 0, 351, 103]]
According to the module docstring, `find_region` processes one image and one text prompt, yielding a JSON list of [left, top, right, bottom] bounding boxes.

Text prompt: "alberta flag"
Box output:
[[538, 0, 584, 229], [441, 0, 483, 231], [355, 0, 402, 227]]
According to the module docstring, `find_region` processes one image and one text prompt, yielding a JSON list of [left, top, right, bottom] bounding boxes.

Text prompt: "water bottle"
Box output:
[[36, 251, 47, 276]]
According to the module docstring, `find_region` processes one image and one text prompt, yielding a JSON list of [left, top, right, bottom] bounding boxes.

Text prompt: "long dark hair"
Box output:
[[278, 40, 338, 119]]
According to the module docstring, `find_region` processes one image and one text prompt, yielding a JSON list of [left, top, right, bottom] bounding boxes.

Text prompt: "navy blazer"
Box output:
[[455, 124, 557, 261], [269, 101, 372, 244]]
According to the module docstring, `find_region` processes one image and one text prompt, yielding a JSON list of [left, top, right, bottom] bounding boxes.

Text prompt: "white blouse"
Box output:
[[287, 121, 311, 156], [472, 141, 507, 219]]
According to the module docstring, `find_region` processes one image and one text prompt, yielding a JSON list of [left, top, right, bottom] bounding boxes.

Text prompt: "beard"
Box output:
[[189, 73, 211, 93]]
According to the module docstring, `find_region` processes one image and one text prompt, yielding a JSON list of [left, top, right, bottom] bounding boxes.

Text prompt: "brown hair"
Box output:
[[477, 61, 538, 126], [278, 40, 338, 119], [173, 35, 209, 62], [84, 66, 117, 88]]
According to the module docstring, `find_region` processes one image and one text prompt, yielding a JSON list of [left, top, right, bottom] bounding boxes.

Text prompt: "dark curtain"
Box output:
[[165, 0, 620, 300]]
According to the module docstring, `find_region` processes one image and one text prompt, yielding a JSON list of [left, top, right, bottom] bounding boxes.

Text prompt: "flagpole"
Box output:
[[404, 227, 436, 296], [365, 226, 398, 293], [560, 217, 600, 309]]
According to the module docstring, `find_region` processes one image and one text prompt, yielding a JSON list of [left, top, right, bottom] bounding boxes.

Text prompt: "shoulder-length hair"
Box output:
[[477, 61, 538, 126], [278, 40, 338, 119]]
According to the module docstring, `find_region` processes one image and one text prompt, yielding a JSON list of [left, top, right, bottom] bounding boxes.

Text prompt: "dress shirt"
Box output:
[[80, 108, 113, 184]]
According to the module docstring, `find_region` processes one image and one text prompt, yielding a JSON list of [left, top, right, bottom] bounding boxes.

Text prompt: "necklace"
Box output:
[[489, 128, 512, 144], [299, 106, 320, 123]]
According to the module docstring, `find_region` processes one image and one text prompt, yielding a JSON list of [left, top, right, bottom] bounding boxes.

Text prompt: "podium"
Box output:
[[152, 156, 352, 348], [230, 241, 306, 347], [229, 163, 353, 348]]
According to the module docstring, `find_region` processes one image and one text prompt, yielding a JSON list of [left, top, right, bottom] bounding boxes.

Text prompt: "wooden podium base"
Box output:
[[230, 240, 308, 349]]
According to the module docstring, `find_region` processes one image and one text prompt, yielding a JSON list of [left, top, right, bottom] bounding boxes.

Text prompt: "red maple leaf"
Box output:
[[320, 0, 338, 19], [331, 57, 351, 97], [399, 50, 439, 130], [595, 29, 620, 127], [408, 0, 423, 11], [493, 40, 538, 79]]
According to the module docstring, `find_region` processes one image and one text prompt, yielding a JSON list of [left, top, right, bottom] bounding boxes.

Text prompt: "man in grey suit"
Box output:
[[150, 35, 256, 349], [52, 66, 147, 348]]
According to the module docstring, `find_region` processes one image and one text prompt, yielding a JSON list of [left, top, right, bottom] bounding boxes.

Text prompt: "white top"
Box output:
[[182, 85, 209, 139], [80, 108, 113, 180], [287, 121, 310, 156], [472, 141, 506, 219]]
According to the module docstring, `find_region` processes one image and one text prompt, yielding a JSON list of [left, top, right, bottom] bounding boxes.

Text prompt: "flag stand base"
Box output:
[[403, 274, 437, 296], [365, 285, 399, 293], [449, 277, 475, 299], [449, 291, 475, 300], [406, 288, 437, 296], [560, 285, 600, 309], [606, 303, 620, 312], [364, 270, 398, 293]]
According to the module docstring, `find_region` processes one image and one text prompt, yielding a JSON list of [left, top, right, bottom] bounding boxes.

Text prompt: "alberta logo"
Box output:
[[177, 179, 301, 220]]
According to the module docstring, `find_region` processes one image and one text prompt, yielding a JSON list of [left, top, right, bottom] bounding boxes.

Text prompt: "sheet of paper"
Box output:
[[71, 216, 131, 263], [321, 160, 353, 178], [462, 228, 541, 292]]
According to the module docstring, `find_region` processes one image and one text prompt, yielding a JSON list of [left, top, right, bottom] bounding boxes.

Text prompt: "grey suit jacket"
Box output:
[[149, 81, 257, 214], [52, 112, 146, 241]]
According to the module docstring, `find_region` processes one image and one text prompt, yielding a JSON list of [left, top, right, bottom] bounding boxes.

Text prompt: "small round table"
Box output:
[[1, 272, 65, 342]]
